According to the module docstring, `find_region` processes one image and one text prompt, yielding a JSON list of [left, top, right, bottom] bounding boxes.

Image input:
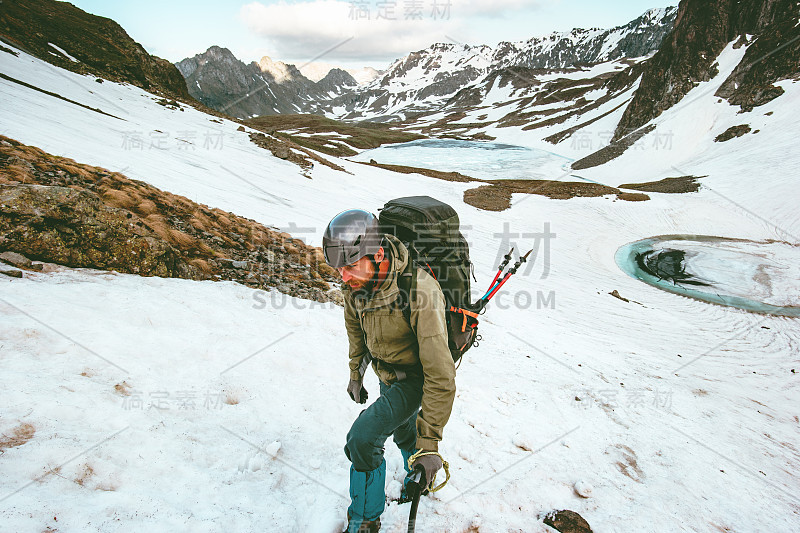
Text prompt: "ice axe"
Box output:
[[404, 464, 426, 533]]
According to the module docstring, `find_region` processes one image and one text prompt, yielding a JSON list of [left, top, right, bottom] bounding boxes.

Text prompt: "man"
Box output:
[[323, 209, 456, 533]]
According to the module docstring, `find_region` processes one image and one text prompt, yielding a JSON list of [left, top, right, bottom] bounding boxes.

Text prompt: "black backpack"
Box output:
[[378, 196, 479, 364]]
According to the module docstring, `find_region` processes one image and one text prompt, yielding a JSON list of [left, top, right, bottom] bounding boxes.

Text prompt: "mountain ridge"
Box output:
[[0, 0, 191, 101], [174, 7, 678, 120]]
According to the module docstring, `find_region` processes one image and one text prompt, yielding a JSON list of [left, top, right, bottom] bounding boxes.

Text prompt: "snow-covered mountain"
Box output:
[[174, 7, 677, 121], [325, 7, 677, 120], [492, 7, 679, 70]]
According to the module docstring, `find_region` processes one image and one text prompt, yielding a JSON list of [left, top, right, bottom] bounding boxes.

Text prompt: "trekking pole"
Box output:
[[405, 465, 425, 533], [481, 248, 527, 300], [487, 247, 514, 293], [484, 248, 532, 302]]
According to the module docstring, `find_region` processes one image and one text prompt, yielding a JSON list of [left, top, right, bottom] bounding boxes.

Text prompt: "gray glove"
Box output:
[[412, 453, 443, 488], [347, 379, 368, 404]]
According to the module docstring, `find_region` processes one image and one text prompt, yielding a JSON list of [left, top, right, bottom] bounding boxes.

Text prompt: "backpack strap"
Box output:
[[397, 257, 417, 335], [394, 258, 420, 381]]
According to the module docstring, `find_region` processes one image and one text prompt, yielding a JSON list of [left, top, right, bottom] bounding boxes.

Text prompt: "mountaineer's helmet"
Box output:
[[322, 209, 383, 268]]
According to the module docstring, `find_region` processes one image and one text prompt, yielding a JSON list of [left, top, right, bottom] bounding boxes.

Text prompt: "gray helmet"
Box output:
[[322, 209, 384, 268]]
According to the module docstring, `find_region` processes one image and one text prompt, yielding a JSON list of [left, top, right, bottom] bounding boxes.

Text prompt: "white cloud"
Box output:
[[239, 0, 505, 62], [455, 0, 544, 17]]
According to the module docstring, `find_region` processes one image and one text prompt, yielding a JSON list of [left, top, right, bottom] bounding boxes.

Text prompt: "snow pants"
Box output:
[[344, 375, 422, 524], [345, 375, 422, 472]]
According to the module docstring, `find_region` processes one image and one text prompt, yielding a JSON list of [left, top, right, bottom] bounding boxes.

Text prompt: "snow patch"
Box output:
[[47, 42, 78, 62]]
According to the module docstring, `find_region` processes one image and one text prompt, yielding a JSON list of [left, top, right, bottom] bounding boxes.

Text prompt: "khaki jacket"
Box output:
[[343, 234, 456, 452]]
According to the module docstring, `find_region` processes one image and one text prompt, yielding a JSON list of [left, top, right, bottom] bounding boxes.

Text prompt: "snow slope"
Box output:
[[1, 42, 799, 533]]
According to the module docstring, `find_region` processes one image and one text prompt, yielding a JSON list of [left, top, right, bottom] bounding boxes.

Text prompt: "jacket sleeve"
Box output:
[[343, 290, 369, 381], [411, 274, 457, 452]]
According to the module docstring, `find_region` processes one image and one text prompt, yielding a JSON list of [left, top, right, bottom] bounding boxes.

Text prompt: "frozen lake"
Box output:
[[351, 139, 573, 181], [616, 235, 800, 317]]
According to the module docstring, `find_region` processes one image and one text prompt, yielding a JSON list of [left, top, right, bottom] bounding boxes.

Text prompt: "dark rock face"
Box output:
[[0, 0, 191, 100], [716, 4, 800, 111], [0, 251, 32, 268], [175, 47, 357, 119], [176, 46, 274, 118], [0, 184, 193, 278], [616, 0, 799, 138], [619, 175, 705, 193]]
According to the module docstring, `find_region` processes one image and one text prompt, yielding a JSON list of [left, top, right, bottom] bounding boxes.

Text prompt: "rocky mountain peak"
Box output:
[[175, 45, 240, 78], [319, 68, 357, 88]]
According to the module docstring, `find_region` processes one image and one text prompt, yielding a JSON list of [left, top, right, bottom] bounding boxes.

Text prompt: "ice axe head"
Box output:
[[404, 464, 426, 499]]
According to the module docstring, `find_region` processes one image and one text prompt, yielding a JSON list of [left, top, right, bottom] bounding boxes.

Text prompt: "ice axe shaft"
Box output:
[[405, 465, 425, 533]]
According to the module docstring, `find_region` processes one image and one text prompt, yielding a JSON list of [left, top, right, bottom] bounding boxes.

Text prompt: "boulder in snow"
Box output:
[[543, 510, 593, 533]]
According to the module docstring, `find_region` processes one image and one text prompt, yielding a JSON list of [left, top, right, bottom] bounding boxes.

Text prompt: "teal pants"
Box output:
[[344, 376, 422, 525]]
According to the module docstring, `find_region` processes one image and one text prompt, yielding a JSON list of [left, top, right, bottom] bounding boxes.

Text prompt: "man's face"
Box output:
[[338, 255, 375, 290], [337, 247, 384, 291]]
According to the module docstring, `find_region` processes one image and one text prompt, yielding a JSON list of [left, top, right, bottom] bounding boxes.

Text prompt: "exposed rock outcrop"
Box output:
[[0, 136, 341, 303], [0, 184, 193, 278], [543, 510, 593, 533], [715, 124, 753, 141]]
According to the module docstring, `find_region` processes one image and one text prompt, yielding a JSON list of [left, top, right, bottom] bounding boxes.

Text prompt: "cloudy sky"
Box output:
[[69, 0, 673, 69]]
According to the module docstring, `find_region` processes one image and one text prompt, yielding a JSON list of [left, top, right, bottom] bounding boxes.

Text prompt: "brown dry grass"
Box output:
[[0, 163, 32, 183], [142, 213, 171, 241], [137, 199, 158, 215], [0, 422, 35, 451], [101, 188, 136, 209], [619, 175, 704, 193], [167, 228, 198, 250], [189, 258, 213, 273], [189, 214, 209, 232], [246, 113, 424, 154], [616, 192, 650, 202], [463, 180, 650, 211], [357, 160, 476, 182], [355, 156, 652, 211]]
